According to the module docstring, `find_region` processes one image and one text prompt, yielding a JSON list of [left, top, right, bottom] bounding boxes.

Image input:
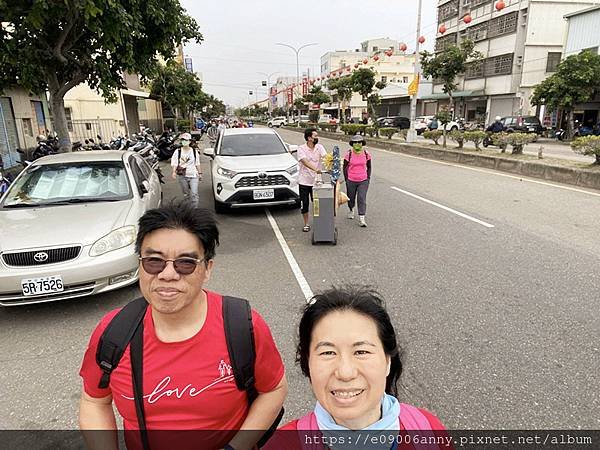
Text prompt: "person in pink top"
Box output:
[[343, 134, 372, 227], [264, 286, 450, 450], [297, 128, 328, 232]]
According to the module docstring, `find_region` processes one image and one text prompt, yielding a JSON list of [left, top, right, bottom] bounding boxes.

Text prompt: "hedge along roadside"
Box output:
[[282, 127, 600, 191]]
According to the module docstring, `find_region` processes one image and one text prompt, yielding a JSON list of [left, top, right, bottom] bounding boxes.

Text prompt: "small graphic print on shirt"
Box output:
[[121, 358, 235, 404]]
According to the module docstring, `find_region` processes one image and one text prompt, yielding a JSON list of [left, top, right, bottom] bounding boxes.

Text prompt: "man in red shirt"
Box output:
[[79, 202, 288, 450]]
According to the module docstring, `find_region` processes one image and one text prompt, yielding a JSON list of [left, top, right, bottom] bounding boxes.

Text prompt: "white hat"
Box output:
[[179, 132, 192, 140]]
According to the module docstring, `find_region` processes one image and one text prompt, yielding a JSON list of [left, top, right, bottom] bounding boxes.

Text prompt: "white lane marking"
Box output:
[[265, 209, 314, 302], [374, 147, 600, 198], [390, 186, 495, 228]]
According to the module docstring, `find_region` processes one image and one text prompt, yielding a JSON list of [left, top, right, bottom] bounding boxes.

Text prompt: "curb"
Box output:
[[283, 128, 600, 191]]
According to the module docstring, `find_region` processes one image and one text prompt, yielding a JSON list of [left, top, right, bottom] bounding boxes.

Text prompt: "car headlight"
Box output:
[[89, 226, 136, 257], [286, 164, 299, 175], [217, 167, 238, 179]]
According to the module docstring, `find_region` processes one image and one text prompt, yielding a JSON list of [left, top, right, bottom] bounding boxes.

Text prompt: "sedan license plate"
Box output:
[[21, 276, 64, 296], [253, 189, 275, 200]]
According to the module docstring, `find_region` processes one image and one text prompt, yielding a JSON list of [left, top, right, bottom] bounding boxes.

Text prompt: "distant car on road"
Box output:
[[203, 128, 300, 213], [378, 116, 410, 129], [415, 116, 434, 134], [318, 114, 339, 125], [0, 150, 162, 306], [267, 116, 287, 128]]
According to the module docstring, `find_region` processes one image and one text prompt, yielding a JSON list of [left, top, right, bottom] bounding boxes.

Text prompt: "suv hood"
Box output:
[[215, 153, 296, 172], [0, 200, 133, 252]]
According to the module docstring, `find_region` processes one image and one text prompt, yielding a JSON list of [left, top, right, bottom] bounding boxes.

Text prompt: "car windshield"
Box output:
[[1, 161, 131, 208], [219, 134, 287, 156], [523, 117, 539, 124]]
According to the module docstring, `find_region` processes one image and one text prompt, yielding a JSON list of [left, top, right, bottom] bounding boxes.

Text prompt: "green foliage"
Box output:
[[319, 124, 338, 132], [463, 131, 487, 150], [365, 127, 378, 137], [150, 61, 206, 117], [423, 130, 443, 145], [340, 124, 367, 135], [449, 131, 465, 149], [571, 135, 600, 164], [0, 0, 202, 151], [491, 132, 511, 152], [532, 50, 600, 112], [435, 108, 453, 125], [303, 85, 331, 106], [420, 40, 482, 101], [308, 111, 319, 123], [507, 132, 536, 154], [350, 68, 383, 121], [293, 98, 306, 110], [379, 128, 397, 139], [397, 129, 408, 141], [272, 107, 287, 117], [177, 119, 191, 131]]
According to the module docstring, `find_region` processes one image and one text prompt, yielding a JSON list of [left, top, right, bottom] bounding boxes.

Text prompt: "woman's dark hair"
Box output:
[[135, 200, 220, 261], [304, 127, 317, 141], [296, 286, 403, 397]]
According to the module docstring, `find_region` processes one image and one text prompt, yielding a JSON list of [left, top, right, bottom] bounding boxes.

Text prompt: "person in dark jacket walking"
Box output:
[[343, 134, 372, 227]]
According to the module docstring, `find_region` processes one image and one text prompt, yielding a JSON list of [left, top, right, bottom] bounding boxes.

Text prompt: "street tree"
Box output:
[[420, 39, 482, 117], [350, 68, 386, 123], [327, 77, 353, 124], [150, 61, 207, 130], [531, 50, 600, 139], [303, 85, 331, 107], [0, 0, 202, 152]]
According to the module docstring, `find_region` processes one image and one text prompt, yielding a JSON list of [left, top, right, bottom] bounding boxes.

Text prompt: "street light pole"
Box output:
[[406, 0, 423, 143], [259, 71, 280, 116], [276, 42, 318, 126]]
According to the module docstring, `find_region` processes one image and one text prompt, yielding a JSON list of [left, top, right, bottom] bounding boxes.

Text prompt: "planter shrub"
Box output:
[[423, 130, 443, 145], [379, 128, 397, 139], [449, 131, 465, 149], [571, 135, 600, 164], [463, 131, 487, 150]]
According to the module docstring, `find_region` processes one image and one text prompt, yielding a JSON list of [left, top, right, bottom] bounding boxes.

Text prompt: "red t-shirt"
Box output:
[[80, 291, 285, 449]]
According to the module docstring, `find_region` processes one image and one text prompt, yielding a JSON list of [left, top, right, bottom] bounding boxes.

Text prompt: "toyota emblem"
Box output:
[[33, 252, 49, 263], [258, 172, 267, 179]]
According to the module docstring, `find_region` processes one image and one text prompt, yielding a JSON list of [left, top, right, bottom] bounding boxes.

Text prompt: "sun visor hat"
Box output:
[[350, 134, 366, 144]]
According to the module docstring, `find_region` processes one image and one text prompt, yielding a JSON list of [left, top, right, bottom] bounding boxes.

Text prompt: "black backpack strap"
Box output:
[[96, 297, 148, 389], [222, 296, 284, 448], [130, 319, 150, 450]]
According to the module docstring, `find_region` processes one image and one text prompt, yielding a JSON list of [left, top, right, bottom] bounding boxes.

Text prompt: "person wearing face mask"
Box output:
[[264, 286, 449, 450], [298, 128, 327, 232], [343, 134, 372, 227], [171, 132, 202, 207]]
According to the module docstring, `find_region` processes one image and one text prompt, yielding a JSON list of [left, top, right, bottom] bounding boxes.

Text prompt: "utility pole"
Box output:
[[406, 0, 423, 143]]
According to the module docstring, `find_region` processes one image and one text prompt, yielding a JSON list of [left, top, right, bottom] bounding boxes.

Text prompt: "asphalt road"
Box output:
[[1, 131, 598, 431]]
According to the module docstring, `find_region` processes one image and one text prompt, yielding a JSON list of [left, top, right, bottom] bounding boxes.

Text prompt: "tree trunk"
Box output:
[[48, 90, 72, 153], [566, 109, 574, 140], [512, 144, 524, 155]]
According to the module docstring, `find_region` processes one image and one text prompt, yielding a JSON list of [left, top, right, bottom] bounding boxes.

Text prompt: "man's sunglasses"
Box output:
[[139, 257, 206, 275]]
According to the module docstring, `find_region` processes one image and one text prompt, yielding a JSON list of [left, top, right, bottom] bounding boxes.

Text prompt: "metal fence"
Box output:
[[70, 119, 122, 144]]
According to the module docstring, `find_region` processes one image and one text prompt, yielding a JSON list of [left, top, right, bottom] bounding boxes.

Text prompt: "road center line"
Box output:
[[265, 209, 314, 302], [390, 186, 495, 228]]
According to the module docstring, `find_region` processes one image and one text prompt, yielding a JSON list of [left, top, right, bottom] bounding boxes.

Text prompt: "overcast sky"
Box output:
[[181, 0, 438, 107]]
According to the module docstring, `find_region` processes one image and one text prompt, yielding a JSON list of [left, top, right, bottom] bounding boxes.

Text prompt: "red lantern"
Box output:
[[386, 50, 393, 57], [373, 55, 379, 61], [463, 14, 472, 24], [495, 0, 505, 10], [418, 36, 426, 44], [310, 80, 315, 84], [326, 75, 330, 79], [346, 67, 351, 72], [363, 58, 368, 64], [399, 43, 407, 52], [439, 24, 446, 34], [354, 63, 359, 68]]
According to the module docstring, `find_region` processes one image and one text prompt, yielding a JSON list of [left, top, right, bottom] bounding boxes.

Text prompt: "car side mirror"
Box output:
[[288, 144, 298, 154], [203, 148, 215, 158], [140, 180, 150, 195]]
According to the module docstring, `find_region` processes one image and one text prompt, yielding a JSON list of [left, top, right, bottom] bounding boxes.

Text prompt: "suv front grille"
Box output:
[[2, 246, 81, 267], [235, 175, 290, 188]]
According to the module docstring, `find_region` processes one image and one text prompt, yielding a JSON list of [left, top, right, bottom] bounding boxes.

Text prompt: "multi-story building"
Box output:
[[431, 0, 599, 124]]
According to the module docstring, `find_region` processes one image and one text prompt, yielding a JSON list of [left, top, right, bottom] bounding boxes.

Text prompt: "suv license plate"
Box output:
[[253, 189, 275, 200], [21, 276, 64, 296]]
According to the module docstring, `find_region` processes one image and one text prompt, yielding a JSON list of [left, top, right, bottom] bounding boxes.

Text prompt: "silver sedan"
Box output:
[[0, 150, 162, 306]]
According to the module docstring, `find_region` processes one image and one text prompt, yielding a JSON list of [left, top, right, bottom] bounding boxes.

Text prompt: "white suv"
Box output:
[[203, 128, 300, 213], [267, 116, 287, 127]]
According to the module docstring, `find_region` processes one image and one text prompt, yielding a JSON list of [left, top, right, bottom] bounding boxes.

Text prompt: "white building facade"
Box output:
[[432, 0, 599, 125]]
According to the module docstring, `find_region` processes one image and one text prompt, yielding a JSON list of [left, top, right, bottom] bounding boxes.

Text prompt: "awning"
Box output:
[[421, 90, 484, 100], [121, 88, 151, 99]]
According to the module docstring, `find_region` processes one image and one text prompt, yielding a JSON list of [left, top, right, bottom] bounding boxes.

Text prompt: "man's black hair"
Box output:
[[135, 200, 220, 261], [304, 127, 317, 141]]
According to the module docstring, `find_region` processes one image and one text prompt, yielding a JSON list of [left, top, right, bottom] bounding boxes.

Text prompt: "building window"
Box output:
[[438, 0, 459, 22], [403, 76, 409, 83], [22, 118, 33, 136], [462, 0, 492, 9], [372, 46, 378, 52], [466, 61, 484, 79], [465, 53, 513, 79], [467, 21, 489, 42], [435, 32, 458, 53], [546, 52, 561, 72], [64, 107, 73, 132], [488, 11, 518, 38], [381, 76, 387, 83]]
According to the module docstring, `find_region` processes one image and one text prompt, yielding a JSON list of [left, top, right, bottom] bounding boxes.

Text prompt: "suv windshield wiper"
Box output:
[[41, 198, 124, 206]]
